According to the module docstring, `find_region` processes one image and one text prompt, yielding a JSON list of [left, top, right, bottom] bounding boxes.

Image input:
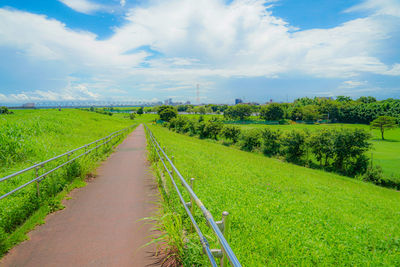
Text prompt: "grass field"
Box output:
[[149, 124, 400, 266], [0, 109, 136, 254], [234, 123, 400, 179]]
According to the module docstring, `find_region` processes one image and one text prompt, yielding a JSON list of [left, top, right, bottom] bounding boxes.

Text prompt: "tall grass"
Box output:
[[0, 109, 135, 255]]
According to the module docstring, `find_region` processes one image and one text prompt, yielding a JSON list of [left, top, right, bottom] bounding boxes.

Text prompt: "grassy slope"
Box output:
[[0, 109, 133, 176], [235, 123, 400, 179], [149, 125, 400, 266]]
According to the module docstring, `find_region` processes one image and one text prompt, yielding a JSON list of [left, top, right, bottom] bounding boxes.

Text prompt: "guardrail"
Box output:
[[0, 125, 135, 201], [145, 124, 242, 267]]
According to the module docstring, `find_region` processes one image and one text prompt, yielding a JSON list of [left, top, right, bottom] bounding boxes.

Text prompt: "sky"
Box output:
[[0, 0, 399, 104]]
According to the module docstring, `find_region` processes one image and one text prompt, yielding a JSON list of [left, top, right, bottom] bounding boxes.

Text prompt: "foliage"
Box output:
[[332, 128, 371, 175], [370, 116, 397, 140], [158, 106, 178, 122], [222, 125, 241, 143], [240, 129, 262, 151], [0, 107, 13, 115], [259, 103, 284, 121], [361, 165, 384, 185], [260, 128, 281, 156], [224, 104, 252, 120], [137, 107, 144, 115], [308, 129, 335, 166], [129, 113, 135, 120], [281, 130, 307, 163]]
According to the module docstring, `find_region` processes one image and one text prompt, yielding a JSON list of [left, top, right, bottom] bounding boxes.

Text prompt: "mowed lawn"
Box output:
[[236, 123, 400, 179], [149, 125, 400, 266]]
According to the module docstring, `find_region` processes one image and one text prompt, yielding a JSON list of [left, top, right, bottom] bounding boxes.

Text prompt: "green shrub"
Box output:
[[281, 130, 307, 163], [308, 129, 335, 166], [261, 128, 281, 156], [332, 129, 371, 175], [361, 165, 384, 185], [222, 125, 241, 143], [241, 129, 262, 151]]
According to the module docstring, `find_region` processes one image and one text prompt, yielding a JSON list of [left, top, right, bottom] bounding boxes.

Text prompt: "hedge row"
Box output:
[[163, 116, 397, 189]]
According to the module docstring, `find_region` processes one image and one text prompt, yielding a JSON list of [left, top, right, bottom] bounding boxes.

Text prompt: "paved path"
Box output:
[[1, 124, 159, 267]]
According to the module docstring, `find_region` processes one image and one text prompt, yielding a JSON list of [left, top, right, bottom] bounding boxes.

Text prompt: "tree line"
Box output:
[[158, 112, 398, 189]]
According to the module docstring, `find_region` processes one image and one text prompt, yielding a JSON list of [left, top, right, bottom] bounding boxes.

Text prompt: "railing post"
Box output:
[[221, 211, 230, 267], [35, 167, 40, 198]]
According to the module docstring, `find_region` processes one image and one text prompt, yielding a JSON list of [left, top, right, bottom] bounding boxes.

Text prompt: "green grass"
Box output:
[[148, 125, 400, 266], [233, 123, 400, 179], [0, 109, 142, 255]]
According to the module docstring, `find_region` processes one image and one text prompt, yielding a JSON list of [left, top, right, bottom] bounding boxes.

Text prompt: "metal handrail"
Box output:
[[0, 125, 135, 200], [145, 124, 242, 267]]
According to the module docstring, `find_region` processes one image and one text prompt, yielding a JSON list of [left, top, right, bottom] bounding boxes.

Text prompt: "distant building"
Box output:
[[185, 101, 191, 105], [235, 98, 243, 105], [22, 103, 35, 108], [164, 98, 173, 105]]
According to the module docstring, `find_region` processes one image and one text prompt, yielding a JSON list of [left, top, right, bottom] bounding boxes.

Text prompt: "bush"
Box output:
[[222, 126, 241, 143], [308, 129, 334, 166], [241, 130, 262, 151], [361, 165, 384, 185], [261, 128, 281, 156], [281, 130, 307, 163], [0, 106, 13, 115], [129, 113, 135, 120]]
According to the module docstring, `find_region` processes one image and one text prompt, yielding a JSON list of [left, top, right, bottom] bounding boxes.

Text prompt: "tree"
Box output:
[[261, 128, 281, 156], [222, 125, 241, 143], [370, 116, 397, 140], [281, 130, 307, 163], [224, 104, 252, 120], [336, 96, 352, 102], [137, 107, 144, 115], [302, 105, 320, 121], [158, 105, 178, 122], [259, 103, 284, 121], [0, 106, 12, 115]]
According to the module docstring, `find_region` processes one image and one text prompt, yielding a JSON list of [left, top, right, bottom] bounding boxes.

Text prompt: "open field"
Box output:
[[149, 124, 400, 266], [234, 123, 400, 178], [0, 109, 136, 254]]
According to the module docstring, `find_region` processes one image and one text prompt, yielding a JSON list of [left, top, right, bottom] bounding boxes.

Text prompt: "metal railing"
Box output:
[[145, 124, 242, 267], [0, 125, 135, 201]]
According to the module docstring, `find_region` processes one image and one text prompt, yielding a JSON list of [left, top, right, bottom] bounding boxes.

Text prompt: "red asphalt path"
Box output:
[[1, 124, 159, 267]]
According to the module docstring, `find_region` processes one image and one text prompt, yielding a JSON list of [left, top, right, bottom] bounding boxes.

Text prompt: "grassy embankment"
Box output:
[[0, 109, 136, 255], [236, 123, 400, 179], [148, 124, 400, 266]]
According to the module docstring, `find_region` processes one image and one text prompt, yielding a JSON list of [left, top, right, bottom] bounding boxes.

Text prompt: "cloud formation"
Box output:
[[0, 0, 399, 102], [58, 0, 104, 14]]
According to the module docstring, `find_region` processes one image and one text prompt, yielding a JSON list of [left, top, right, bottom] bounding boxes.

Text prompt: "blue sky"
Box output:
[[0, 0, 399, 104]]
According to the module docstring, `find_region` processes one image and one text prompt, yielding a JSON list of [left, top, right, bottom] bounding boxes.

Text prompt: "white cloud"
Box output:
[[0, 84, 100, 103], [340, 80, 368, 89], [345, 0, 400, 17], [120, 0, 126, 7], [58, 0, 104, 14], [0, 0, 399, 102]]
